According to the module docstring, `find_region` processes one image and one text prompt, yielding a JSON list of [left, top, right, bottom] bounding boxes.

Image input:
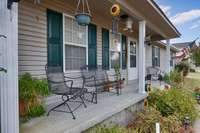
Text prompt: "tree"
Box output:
[[191, 47, 200, 66]]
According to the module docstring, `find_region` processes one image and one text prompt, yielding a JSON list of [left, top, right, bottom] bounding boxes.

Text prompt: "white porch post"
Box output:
[[0, 1, 19, 133], [138, 21, 146, 93], [165, 39, 171, 73]]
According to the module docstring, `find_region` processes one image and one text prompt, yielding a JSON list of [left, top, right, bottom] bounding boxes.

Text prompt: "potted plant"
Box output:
[[75, 0, 92, 26], [19, 73, 49, 119], [114, 64, 124, 89], [19, 73, 35, 117]]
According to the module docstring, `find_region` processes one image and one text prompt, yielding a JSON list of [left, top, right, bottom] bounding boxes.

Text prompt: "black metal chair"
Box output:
[[45, 65, 87, 119], [81, 65, 121, 104]]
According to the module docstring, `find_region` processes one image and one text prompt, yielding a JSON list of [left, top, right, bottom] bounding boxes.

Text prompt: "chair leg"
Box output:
[[80, 96, 87, 108], [47, 101, 67, 116], [65, 102, 76, 119]]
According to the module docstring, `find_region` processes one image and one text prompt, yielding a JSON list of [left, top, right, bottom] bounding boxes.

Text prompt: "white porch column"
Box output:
[[138, 21, 146, 93], [165, 39, 171, 73], [0, 1, 19, 133]]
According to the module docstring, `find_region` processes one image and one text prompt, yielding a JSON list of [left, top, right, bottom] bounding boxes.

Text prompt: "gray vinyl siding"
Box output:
[[18, 1, 47, 77]]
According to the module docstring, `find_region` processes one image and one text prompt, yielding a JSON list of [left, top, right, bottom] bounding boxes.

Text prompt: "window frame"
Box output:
[[129, 41, 137, 68], [152, 46, 160, 67], [63, 13, 88, 72]]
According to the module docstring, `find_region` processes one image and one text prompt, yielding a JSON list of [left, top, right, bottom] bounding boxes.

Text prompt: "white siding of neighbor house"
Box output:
[[18, 0, 130, 82]]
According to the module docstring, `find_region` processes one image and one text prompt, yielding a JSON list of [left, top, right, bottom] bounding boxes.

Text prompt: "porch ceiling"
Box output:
[[109, 0, 181, 40], [61, 0, 171, 40]]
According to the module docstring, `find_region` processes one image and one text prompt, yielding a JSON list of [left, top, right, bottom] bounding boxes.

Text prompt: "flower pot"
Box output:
[[19, 100, 27, 117], [75, 13, 91, 26]]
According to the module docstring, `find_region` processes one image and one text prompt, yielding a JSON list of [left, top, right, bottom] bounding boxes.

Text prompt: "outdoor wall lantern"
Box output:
[[75, 0, 92, 26], [7, 0, 20, 9]]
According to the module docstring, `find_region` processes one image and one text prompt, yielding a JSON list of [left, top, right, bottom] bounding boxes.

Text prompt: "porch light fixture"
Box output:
[[123, 18, 133, 33], [75, 0, 92, 26]]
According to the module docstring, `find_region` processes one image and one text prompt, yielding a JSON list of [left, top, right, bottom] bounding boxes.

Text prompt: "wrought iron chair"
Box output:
[[45, 65, 87, 119], [81, 65, 121, 104]]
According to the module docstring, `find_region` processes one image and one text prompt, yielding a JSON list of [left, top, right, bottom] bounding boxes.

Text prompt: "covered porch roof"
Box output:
[[46, 0, 180, 41]]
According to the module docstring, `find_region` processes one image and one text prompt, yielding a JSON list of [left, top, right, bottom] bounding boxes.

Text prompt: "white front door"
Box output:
[[128, 38, 138, 80]]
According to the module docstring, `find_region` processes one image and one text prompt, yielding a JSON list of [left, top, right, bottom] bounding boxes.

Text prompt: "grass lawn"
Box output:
[[183, 72, 200, 90]]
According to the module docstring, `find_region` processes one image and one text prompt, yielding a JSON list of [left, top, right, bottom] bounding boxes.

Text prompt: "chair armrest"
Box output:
[[107, 73, 121, 80], [64, 75, 83, 79], [64, 80, 73, 88]]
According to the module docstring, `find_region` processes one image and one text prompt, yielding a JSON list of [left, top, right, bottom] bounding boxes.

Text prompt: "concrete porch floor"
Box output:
[[21, 81, 147, 133]]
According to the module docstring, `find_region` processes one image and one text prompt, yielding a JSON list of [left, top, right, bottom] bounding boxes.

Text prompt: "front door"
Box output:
[[47, 9, 63, 67], [128, 38, 138, 80]]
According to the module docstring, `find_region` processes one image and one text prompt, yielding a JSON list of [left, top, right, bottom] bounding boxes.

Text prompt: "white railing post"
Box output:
[[0, 1, 19, 133], [138, 21, 146, 93]]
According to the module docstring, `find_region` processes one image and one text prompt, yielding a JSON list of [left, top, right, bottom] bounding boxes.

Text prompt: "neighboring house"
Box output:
[[0, 0, 181, 133], [173, 41, 198, 50]]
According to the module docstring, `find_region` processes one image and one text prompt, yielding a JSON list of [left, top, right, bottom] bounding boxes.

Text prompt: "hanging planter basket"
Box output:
[[75, 13, 91, 26], [75, 0, 92, 26]]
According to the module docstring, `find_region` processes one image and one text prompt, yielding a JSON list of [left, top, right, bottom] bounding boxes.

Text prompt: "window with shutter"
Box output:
[[88, 24, 97, 69], [102, 28, 109, 70]]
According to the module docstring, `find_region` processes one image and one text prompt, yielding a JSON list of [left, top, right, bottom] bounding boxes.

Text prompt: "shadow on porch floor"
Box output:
[[21, 81, 147, 133]]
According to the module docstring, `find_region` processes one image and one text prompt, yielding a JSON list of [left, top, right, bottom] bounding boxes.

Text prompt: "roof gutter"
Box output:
[[148, 0, 181, 37]]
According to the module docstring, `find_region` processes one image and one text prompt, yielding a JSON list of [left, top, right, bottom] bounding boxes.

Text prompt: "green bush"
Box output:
[[130, 107, 182, 133], [175, 61, 190, 76], [19, 73, 50, 119], [19, 73, 50, 100], [169, 70, 183, 88], [163, 74, 170, 84], [87, 125, 130, 133], [27, 105, 45, 118], [190, 68, 196, 73], [191, 47, 200, 66], [148, 89, 199, 123]]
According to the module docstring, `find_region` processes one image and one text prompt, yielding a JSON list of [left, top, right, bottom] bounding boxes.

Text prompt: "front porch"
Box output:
[[21, 82, 147, 133]]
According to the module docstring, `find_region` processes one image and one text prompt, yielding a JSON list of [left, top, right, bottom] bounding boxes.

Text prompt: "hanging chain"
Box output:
[[75, 0, 91, 16]]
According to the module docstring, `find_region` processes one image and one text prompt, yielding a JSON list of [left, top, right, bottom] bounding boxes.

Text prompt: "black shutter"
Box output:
[[102, 28, 109, 70]]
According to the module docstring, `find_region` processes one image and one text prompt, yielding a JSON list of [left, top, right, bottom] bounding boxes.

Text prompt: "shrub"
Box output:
[[175, 61, 190, 76], [190, 68, 196, 73], [169, 70, 183, 88], [27, 105, 45, 118], [129, 107, 182, 133], [87, 125, 130, 133], [19, 73, 50, 119], [148, 89, 199, 123], [163, 73, 170, 84], [191, 47, 200, 66]]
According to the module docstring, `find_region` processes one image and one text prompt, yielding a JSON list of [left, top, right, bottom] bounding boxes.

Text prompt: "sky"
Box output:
[[155, 0, 200, 44]]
